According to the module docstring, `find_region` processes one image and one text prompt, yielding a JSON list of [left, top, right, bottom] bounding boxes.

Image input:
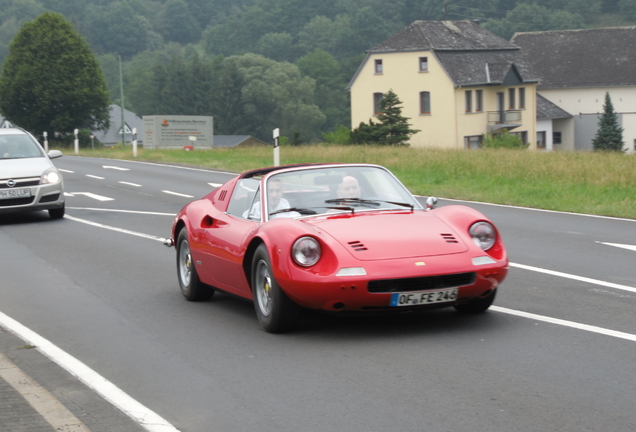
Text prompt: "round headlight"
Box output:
[[292, 236, 321, 267], [41, 170, 60, 184], [469, 222, 496, 251]]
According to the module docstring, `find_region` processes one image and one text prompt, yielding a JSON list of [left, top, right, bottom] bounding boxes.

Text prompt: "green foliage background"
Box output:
[[0, 0, 632, 142], [0, 12, 110, 137]]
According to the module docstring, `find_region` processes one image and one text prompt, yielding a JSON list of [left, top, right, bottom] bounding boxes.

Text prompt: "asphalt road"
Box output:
[[1, 156, 635, 432]]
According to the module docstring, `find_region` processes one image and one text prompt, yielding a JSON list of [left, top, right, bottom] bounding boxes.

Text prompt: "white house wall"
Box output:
[[540, 87, 635, 153]]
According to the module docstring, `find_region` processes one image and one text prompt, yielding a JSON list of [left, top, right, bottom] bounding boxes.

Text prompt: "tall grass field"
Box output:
[[74, 145, 636, 220]]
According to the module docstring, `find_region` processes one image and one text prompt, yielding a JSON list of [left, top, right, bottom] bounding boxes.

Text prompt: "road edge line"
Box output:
[[0, 312, 181, 432]]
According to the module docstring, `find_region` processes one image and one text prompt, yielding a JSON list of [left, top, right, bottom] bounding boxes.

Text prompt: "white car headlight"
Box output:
[[41, 169, 60, 184], [292, 236, 321, 267], [469, 222, 496, 251]]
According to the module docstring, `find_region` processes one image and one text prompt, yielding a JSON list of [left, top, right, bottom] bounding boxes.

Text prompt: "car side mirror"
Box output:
[[47, 150, 63, 159], [425, 196, 438, 210]]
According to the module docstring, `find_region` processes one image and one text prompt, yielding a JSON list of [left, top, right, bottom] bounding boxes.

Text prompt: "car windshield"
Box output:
[[0, 134, 44, 160], [265, 165, 422, 219]]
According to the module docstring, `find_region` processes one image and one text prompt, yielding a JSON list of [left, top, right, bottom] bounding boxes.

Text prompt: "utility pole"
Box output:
[[443, 0, 448, 20], [119, 55, 126, 147]]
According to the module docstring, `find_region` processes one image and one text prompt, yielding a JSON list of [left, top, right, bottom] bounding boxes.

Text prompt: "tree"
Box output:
[[375, 90, 419, 145], [592, 92, 624, 151], [0, 12, 110, 137], [224, 53, 325, 141]]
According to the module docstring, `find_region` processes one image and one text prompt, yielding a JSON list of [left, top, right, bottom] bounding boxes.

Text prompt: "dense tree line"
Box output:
[[0, 0, 633, 142]]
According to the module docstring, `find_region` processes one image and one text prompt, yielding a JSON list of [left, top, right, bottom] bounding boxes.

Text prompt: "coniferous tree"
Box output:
[[376, 89, 419, 145], [0, 12, 110, 136], [592, 92, 624, 152]]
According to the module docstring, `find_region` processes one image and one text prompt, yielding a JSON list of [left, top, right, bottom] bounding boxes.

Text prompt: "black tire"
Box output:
[[49, 203, 65, 219], [177, 228, 214, 301], [251, 244, 301, 333], [454, 289, 497, 313]]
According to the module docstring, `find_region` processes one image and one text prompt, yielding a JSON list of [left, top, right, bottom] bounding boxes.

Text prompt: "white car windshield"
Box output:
[[265, 165, 422, 218], [0, 134, 44, 160]]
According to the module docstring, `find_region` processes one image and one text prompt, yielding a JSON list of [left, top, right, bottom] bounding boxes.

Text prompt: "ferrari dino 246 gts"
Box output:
[[165, 163, 508, 333]]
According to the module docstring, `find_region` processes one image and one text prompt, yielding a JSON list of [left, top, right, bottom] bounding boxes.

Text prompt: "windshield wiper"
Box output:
[[325, 198, 380, 207], [325, 198, 414, 210], [269, 207, 317, 216]]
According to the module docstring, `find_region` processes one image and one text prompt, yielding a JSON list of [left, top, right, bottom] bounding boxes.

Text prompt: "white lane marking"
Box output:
[[119, 181, 142, 187], [0, 352, 91, 431], [86, 174, 105, 180], [68, 207, 175, 216], [58, 169, 74, 173], [103, 165, 130, 171], [510, 262, 636, 294], [430, 197, 636, 223], [0, 312, 181, 432], [597, 241, 636, 252], [208, 183, 222, 187], [64, 192, 75, 197], [162, 190, 194, 198], [64, 215, 166, 242], [70, 192, 114, 202], [492, 306, 636, 343]]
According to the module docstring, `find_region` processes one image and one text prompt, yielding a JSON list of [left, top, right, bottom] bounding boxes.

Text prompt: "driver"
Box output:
[[337, 176, 361, 198], [245, 178, 299, 220]]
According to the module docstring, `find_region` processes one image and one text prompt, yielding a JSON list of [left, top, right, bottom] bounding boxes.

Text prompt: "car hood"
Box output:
[[307, 211, 469, 260], [0, 157, 52, 178]]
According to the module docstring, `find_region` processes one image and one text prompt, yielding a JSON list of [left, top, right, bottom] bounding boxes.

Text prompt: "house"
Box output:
[[512, 27, 636, 153], [91, 104, 144, 146], [348, 20, 540, 149], [536, 94, 573, 151]]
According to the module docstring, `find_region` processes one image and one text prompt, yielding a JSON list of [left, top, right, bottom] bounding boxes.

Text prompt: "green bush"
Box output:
[[482, 130, 528, 149]]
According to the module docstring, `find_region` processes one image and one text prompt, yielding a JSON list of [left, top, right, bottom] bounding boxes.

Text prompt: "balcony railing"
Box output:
[[487, 110, 521, 124]]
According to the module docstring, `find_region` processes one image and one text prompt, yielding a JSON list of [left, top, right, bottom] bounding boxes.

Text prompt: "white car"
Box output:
[[0, 128, 65, 219]]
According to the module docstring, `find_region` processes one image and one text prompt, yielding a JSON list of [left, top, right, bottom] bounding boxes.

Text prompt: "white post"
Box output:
[[273, 128, 280, 166], [132, 128, 138, 157], [43, 131, 48, 152], [74, 129, 79, 154]]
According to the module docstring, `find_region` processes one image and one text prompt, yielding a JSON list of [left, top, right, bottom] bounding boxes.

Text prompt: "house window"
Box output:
[[511, 131, 528, 144], [465, 90, 472, 113], [464, 135, 482, 149], [508, 88, 516, 109], [553, 131, 562, 144], [420, 91, 431, 114], [537, 131, 546, 149], [476, 90, 483, 112], [419, 57, 428, 72], [374, 59, 383, 74], [519, 87, 525, 109], [373, 92, 383, 115]]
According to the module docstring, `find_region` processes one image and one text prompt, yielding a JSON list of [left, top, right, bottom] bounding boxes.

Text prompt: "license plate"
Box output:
[[0, 188, 31, 200], [390, 288, 458, 307]]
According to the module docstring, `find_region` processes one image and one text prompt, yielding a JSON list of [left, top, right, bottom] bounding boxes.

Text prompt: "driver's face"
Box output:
[[268, 180, 283, 207], [338, 176, 361, 198]]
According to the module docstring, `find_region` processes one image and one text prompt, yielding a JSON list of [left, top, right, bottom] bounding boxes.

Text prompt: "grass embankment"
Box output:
[[73, 146, 636, 220]]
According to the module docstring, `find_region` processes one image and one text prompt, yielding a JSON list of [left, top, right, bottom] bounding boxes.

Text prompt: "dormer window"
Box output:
[[374, 59, 383, 74], [419, 57, 428, 72]]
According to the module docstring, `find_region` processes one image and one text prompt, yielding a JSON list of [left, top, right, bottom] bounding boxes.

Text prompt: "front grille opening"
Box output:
[[368, 272, 476, 293], [0, 197, 35, 207]]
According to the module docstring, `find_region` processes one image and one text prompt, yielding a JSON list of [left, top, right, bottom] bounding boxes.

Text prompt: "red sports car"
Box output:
[[165, 163, 508, 333]]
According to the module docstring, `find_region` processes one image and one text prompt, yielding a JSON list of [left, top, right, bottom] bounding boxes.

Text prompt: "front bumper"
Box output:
[[0, 183, 65, 214]]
